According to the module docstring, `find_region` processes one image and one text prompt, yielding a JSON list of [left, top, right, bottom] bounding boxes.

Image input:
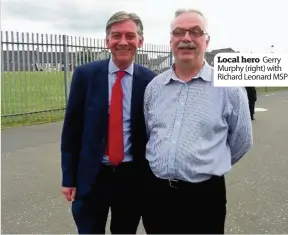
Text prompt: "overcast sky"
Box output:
[[2, 0, 288, 53]]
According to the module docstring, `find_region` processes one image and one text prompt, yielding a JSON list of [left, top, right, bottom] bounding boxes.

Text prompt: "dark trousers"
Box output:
[[72, 162, 145, 234], [249, 101, 255, 119], [143, 174, 227, 234]]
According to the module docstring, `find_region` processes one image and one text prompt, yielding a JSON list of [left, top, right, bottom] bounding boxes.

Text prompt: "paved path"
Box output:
[[2, 90, 288, 234]]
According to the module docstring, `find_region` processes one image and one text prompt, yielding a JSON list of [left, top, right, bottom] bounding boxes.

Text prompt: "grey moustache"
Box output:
[[177, 43, 196, 49]]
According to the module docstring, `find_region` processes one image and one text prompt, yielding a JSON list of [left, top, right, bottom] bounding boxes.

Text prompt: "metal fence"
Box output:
[[1, 31, 172, 127], [1, 31, 283, 128]]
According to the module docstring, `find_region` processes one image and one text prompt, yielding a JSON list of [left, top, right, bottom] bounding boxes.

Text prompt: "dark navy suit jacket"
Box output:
[[61, 59, 157, 198]]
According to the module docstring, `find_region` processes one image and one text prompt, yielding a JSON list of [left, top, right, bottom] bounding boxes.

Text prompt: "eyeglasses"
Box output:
[[171, 27, 208, 38]]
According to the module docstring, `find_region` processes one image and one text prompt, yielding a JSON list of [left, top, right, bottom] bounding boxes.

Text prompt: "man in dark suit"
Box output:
[[61, 11, 157, 234], [245, 87, 257, 120]]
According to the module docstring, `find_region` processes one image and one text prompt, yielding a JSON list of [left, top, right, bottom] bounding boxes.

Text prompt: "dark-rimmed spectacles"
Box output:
[[171, 27, 208, 38]]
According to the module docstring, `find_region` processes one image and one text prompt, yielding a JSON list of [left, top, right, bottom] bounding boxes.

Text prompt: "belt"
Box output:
[[101, 161, 134, 172], [158, 176, 224, 189]]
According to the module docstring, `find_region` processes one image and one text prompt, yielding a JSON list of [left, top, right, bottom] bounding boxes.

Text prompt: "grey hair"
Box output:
[[171, 8, 208, 31], [105, 11, 144, 38], [174, 8, 205, 19]]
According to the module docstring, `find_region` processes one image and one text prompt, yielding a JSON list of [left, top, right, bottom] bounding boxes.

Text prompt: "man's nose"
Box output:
[[182, 31, 192, 42], [119, 35, 128, 45]]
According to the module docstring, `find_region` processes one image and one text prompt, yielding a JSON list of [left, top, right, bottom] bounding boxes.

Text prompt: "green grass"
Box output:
[[1, 71, 72, 129], [1, 71, 288, 129]]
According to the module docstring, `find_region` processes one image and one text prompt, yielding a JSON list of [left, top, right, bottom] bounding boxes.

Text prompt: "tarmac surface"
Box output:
[[2, 89, 288, 234]]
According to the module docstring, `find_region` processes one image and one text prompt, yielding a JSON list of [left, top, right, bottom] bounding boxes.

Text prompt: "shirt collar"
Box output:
[[163, 60, 213, 85], [108, 58, 134, 76]]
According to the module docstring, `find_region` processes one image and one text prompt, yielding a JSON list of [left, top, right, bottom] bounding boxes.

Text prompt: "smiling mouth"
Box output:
[[179, 47, 196, 50], [117, 49, 131, 52]]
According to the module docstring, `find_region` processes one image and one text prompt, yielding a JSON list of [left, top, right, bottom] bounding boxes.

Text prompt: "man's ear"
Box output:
[[206, 35, 210, 47], [105, 37, 110, 49], [138, 36, 144, 48]]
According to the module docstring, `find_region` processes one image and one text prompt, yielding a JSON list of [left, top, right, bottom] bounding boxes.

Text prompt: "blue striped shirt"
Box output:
[[144, 62, 253, 182]]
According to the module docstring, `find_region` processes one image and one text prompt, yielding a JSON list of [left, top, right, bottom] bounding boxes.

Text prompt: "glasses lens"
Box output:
[[172, 28, 205, 37]]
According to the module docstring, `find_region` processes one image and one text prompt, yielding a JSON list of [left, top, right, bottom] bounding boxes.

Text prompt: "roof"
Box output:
[[148, 56, 170, 66], [208, 47, 236, 55]]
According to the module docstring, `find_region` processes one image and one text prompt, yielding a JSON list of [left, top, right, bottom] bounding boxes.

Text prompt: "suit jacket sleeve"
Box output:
[[61, 66, 86, 187]]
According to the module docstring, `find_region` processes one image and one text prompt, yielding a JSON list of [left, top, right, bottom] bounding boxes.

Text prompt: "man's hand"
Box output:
[[62, 187, 76, 201]]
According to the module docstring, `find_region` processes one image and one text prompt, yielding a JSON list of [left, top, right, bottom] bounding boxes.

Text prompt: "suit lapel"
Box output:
[[88, 59, 109, 131], [131, 64, 144, 125], [96, 59, 109, 106]]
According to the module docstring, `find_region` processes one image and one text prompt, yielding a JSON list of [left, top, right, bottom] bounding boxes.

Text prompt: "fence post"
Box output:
[[63, 35, 69, 106]]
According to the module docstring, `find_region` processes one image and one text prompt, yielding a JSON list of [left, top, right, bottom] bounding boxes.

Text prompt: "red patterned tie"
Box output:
[[106, 70, 126, 166]]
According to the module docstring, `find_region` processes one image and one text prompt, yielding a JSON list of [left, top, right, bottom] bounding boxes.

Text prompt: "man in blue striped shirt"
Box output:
[[142, 8, 253, 234]]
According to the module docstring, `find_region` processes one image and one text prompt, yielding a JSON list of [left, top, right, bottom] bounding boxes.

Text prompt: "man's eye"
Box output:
[[173, 30, 184, 36], [192, 31, 201, 36], [126, 35, 136, 39]]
